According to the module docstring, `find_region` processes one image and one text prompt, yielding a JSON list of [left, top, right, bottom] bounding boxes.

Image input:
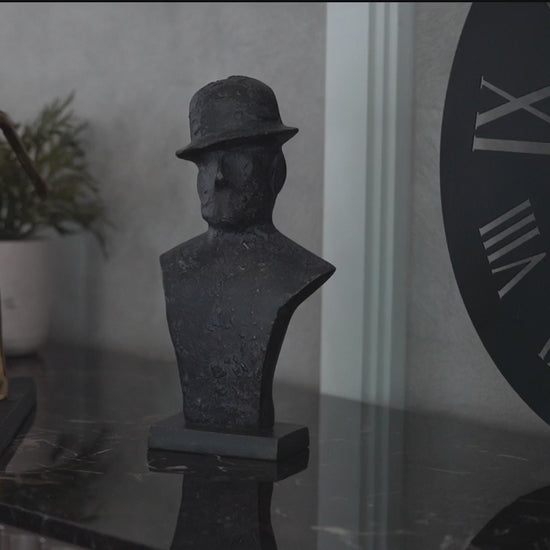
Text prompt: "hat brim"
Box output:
[[176, 125, 298, 160]]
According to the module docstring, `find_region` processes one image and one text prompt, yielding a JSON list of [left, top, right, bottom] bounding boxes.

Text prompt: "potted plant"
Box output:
[[0, 93, 106, 356]]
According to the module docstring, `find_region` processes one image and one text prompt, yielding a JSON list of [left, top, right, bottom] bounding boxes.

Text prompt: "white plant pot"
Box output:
[[0, 239, 51, 356]]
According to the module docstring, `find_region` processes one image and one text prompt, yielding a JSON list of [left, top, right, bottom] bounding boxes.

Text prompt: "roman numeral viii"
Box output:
[[479, 199, 546, 299], [473, 77, 550, 155]]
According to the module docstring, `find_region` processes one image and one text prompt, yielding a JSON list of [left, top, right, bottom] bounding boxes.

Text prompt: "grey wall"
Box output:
[[406, 2, 548, 433], [0, 3, 326, 391], [6, 2, 539, 431]]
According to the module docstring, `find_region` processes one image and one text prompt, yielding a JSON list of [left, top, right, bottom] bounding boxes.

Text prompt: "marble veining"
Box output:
[[0, 345, 549, 548]]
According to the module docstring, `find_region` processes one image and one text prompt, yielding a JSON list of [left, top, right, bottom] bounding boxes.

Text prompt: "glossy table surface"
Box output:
[[2, 344, 550, 549]]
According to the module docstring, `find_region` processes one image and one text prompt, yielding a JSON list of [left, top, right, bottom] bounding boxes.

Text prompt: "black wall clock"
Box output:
[[441, 2, 550, 424]]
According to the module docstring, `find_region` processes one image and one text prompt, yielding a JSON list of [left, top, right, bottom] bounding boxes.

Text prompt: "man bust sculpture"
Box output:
[[149, 76, 335, 460]]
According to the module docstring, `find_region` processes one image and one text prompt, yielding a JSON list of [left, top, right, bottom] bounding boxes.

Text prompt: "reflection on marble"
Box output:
[[467, 485, 550, 550], [0, 345, 550, 549], [149, 450, 308, 549], [0, 523, 84, 549]]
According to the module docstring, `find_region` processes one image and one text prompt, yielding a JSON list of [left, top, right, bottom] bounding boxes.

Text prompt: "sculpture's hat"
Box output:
[[176, 76, 298, 160]]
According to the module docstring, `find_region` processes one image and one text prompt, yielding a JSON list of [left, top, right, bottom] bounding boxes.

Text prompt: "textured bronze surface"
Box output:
[[157, 76, 335, 449]]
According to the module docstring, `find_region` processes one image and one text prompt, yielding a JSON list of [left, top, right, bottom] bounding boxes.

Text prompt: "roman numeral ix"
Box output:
[[479, 199, 546, 299], [473, 77, 550, 155]]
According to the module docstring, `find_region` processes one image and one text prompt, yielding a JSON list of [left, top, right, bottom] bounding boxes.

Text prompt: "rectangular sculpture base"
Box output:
[[148, 414, 309, 461], [0, 377, 36, 457]]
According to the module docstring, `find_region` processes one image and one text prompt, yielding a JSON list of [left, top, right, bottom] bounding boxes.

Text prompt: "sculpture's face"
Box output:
[[194, 143, 282, 229]]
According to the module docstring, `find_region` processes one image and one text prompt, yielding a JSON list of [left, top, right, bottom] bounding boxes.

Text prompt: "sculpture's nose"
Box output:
[[214, 168, 226, 189]]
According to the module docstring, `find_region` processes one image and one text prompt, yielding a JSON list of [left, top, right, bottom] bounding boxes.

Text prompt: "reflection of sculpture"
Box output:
[[150, 76, 335, 460], [148, 449, 308, 550]]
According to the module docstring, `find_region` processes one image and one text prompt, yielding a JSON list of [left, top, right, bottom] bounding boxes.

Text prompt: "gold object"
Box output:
[[0, 300, 7, 401], [0, 110, 48, 399], [0, 110, 47, 197]]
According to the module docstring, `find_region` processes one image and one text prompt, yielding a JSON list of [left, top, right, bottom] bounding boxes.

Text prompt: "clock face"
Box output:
[[440, 3, 550, 423]]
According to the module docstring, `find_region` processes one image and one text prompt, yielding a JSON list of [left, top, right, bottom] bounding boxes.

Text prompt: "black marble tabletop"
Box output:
[[2, 344, 550, 550]]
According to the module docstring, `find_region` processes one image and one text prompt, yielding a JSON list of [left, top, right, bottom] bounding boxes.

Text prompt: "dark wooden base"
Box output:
[[0, 377, 36, 457], [148, 413, 309, 461]]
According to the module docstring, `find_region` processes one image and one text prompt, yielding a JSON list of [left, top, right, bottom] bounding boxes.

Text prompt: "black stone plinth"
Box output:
[[148, 414, 309, 461], [0, 377, 35, 456]]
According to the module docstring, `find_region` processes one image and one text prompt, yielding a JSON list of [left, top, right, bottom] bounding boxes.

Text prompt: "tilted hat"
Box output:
[[176, 76, 298, 160]]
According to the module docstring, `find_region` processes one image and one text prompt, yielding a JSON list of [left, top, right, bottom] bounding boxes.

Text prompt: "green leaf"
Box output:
[[0, 93, 108, 253]]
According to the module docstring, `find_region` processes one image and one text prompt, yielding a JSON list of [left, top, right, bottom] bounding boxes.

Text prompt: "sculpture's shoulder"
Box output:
[[267, 231, 336, 288], [159, 232, 209, 275], [159, 229, 335, 295]]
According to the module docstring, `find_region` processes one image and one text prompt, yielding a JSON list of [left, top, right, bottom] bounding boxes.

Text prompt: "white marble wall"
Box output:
[[406, 2, 548, 433], [0, 3, 326, 391]]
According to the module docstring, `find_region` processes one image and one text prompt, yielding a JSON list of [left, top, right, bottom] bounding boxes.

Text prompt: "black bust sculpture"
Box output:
[[149, 76, 335, 460]]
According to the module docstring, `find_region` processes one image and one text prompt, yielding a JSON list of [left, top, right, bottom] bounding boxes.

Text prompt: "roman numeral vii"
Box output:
[[473, 77, 550, 155], [479, 199, 546, 299]]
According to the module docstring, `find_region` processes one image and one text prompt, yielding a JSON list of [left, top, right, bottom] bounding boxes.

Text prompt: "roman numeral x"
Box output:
[[473, 77, 550, 155]]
